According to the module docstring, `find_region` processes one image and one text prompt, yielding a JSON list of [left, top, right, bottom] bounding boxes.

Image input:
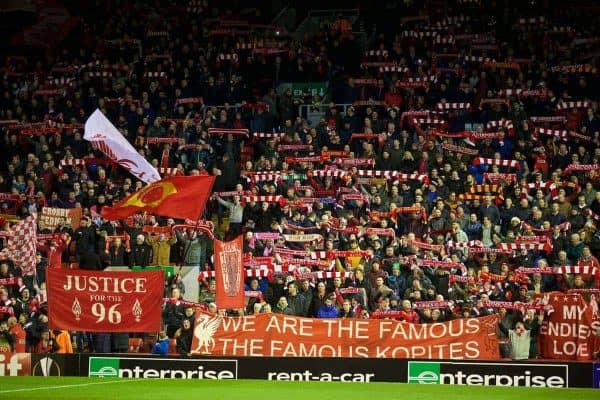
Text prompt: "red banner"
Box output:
[[537, 292, 600, 360], [214, 236, 245, 309], [190, 313, 499, 359], [47, 269, 164, 332]]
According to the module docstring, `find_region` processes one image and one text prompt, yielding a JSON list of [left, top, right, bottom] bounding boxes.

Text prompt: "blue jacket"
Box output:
[[151, 338, 170, 356], [317, 305, 339, 318]]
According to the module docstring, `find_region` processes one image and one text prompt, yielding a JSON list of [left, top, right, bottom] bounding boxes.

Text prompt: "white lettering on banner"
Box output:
[[551, 341, 588, 357], [440, 371, 565, 387], [267, 371, 375, 382], [91, 303, 122, 324], [62, 275, 147, 293], [562, 305, 588, 320], [40, 208, 74, 229], [263, 315, 314, 337], [191, 313, 498, 359], [220, 317, 256, 333], [215, 339, 481, 359], [321, 320, 370, 339], [118, 366, 235, 379], [378, 318, 479, 340]]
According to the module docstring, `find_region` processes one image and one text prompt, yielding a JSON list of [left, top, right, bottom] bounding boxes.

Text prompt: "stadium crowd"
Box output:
[[0, 0, 599, 358]]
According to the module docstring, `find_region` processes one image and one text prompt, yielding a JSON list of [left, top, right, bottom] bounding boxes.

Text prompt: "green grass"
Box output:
[[0, 377, 598, 400]]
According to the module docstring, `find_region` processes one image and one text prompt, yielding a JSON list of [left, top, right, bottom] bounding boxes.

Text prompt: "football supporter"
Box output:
[[0, 0, 597, 363]]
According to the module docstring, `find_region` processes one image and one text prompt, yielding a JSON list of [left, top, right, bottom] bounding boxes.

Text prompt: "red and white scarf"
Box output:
[[486, 119, 514, 130], [436, 102, 471, 111], [277, 144, 313, 151], [483, 173, 517, 184], [441, 143, 479, 155], [563, 164, 600, 175], [556, 101, 590, 111], [472, 157, 520, 169], [413, 300, 450, 310], [333, 158, 376, 167]]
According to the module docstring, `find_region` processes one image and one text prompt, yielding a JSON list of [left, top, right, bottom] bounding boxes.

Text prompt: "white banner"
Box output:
[[84, 109, 160, 183]]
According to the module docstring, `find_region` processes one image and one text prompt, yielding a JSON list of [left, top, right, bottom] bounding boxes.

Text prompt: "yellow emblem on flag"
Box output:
[[123, 181, 177, 208]]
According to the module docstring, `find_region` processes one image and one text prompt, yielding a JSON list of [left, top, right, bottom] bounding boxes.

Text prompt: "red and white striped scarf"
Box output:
[[158, 167, 181, 177], [436, 102, 471, 111], [556, 265, 598, 276], [446, 240, 484, 250], [354, 169, 430, 184], [412, 118, 447, 126], [521, 221, 571, 234], [198, 269, 270, 281], [486, 119, 514, 130], [472, 157, 520, 169], [379, 65, 410, 73], [242, 195, 282, 204], [253, 132, 285, 139], [497, 241, 552, 253], [310, 169, 349, 179], [556, 101, 590, 111]]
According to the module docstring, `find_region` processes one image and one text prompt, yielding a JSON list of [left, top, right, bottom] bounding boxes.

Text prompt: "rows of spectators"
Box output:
[[0, 0, 599, 357]]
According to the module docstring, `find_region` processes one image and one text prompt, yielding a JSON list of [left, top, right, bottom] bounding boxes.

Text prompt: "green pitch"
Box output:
[[0, 377, 598, 400]]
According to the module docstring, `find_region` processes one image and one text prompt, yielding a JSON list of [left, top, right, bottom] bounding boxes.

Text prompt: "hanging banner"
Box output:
[[47, 268, 164, 332], [214, 236, 245, 309], [190, 313, 500, 359], [39, 207, 82, 230], [537, 292, 600, 360]]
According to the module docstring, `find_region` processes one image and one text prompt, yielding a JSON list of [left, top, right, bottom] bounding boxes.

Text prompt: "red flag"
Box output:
[[0, 214, 37, 276], [101, 175, 215, 221], [214, 236, 245, 309], [47, 268, 164, 332]]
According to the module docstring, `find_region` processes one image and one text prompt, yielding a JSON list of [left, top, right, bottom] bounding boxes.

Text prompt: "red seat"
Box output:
[[168, 338, 178, 355], [128, 338, 143, 353]]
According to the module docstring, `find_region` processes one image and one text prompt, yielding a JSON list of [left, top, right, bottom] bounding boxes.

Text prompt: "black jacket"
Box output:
[[79, 251, 103, 270], [130, 244, 152, 268]]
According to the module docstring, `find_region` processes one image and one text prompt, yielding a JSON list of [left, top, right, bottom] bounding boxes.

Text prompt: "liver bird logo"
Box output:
[[193, 314, 222, 354]]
